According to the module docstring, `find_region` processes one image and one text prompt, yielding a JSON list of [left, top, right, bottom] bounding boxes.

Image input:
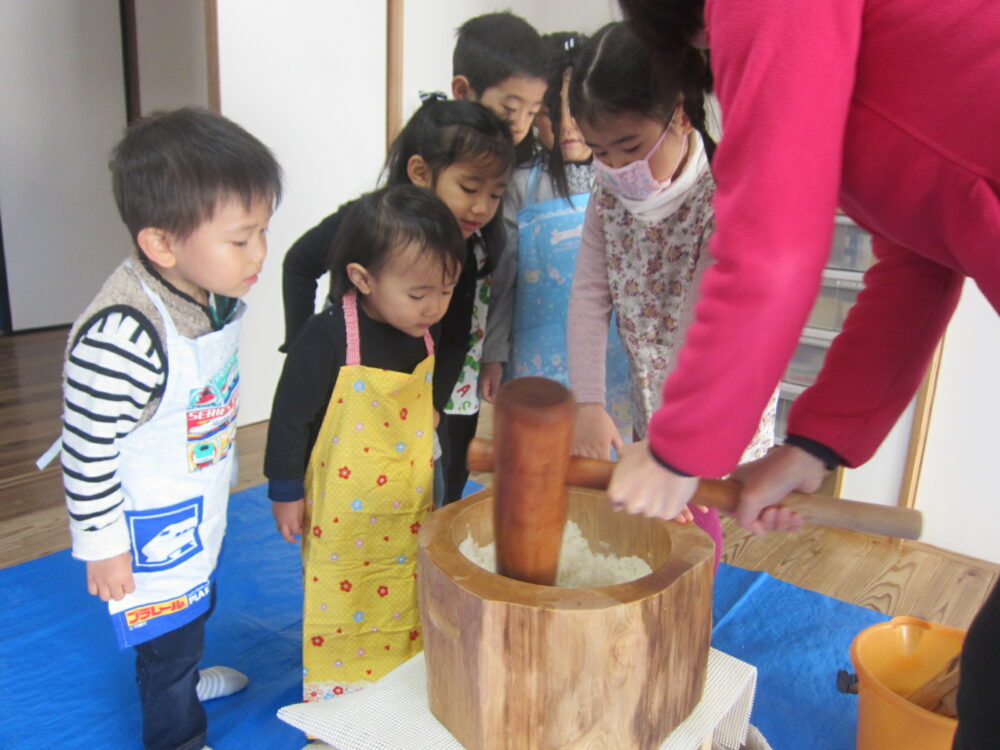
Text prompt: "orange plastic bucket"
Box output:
[[850, 616, 963, 750]]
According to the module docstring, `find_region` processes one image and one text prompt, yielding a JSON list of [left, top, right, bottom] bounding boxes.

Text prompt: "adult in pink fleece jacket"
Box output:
[[613, 2, 999, 748]]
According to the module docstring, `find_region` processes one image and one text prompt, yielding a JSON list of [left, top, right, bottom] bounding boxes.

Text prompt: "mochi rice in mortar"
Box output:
[[459, 520, 653, 586]]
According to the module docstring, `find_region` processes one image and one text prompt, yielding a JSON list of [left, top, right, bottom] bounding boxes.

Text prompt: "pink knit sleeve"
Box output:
[[788, 236, 963, 466], [567, 199, 613, 404], [648, 0, 865, 476]]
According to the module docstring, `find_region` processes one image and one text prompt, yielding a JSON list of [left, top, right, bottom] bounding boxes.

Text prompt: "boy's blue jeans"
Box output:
[[134, 586, 216, 750]]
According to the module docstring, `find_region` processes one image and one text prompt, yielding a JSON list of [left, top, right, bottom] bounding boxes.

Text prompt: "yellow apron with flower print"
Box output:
[[301, 290, 434, 701]]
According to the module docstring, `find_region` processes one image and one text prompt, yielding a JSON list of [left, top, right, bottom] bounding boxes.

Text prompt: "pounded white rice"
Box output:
[[459, 520, 653, 587]]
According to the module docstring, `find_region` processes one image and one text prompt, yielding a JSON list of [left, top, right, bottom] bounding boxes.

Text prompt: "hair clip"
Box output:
[[419, 91, 448, 104], [563, 36, 583, 64]]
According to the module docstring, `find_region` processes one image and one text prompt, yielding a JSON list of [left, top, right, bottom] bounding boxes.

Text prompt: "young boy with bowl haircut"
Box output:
[[56, 107, 282, 750]]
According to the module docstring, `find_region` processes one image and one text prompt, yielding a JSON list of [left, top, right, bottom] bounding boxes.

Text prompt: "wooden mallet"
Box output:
[[469, 429, 923, 542], [488, 377, 575, 586]]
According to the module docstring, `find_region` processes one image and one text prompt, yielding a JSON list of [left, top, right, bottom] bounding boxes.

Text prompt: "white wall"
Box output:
[[914, 284, 1000, 563], [135, 0, 209, 113], [840, 402, 916, 506], [401, 0, 501, 119], [0, 0, 129, 330], [509, 0, 622, 34], [215, 0, 387, 425]]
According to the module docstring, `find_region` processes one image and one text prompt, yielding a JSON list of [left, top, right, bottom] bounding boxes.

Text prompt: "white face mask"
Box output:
[[593, 126, 688, 201]]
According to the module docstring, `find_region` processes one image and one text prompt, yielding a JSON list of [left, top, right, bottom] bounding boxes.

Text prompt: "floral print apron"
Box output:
[[301, 290, 434, 700], [595, 172, 776, 461]]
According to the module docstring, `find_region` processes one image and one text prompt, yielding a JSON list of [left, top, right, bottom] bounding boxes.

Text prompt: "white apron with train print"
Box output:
[[105, 276, 242, 648]]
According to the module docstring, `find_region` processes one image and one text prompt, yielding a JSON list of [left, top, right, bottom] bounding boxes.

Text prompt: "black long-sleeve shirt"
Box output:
[[280, 204, 477, 410], [265, 301, 440, 502]]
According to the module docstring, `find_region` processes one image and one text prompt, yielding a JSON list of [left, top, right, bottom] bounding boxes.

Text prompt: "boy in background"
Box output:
[[451, 11, 548, 153], [57, 107, 281, 750]]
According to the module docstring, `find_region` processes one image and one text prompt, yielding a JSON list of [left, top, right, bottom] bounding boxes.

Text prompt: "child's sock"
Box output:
[[195, 666, 248, 701]]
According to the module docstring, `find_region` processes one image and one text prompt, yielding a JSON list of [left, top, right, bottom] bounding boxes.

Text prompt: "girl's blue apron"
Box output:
[[510, 163, 633, 435]]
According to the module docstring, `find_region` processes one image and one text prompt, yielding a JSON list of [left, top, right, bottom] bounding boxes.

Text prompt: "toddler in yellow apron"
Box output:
[[264, 185, 468, 702], [302, 286, 435, 698]]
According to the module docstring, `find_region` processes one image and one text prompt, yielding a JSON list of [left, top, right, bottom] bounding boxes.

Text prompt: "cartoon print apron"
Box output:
[[444, 242, 489, 416], [108, 272, 241, 648], [511, 163, 633, 435], [301, 290, 434, 701]]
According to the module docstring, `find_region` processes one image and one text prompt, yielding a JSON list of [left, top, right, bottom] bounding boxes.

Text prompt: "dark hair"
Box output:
[[384, 98, 515, 276], [538, 32, 590, 200], [327, 185, 467, 302], [618, 0, 706, 71], [110, 107, 282, 242], [453, 12, 548, 167], [453, 12, 547, 96], [568, 22, 715, 159]]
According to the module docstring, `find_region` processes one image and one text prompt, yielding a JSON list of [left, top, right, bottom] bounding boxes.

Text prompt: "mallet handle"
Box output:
[[467, 438, 922, 540]]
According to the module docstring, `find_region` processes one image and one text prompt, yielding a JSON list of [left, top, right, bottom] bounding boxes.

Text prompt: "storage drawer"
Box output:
[[784, 331, 835, 387], [807, 271, 864, 331], [775, 392, 791, 442], [775, 382, 805, 443], [829, 216, 873, 272]]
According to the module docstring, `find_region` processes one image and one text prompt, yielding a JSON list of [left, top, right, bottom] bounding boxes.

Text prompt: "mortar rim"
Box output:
[[418, 487, 715, 610]]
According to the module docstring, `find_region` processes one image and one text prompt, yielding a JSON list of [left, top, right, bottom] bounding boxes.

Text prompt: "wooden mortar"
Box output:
[[417, 488, 715, 749]]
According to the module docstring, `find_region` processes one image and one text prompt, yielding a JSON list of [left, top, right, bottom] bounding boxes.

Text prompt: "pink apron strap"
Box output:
[[342, 288, 435, 361], [342, 290, 362, 366]]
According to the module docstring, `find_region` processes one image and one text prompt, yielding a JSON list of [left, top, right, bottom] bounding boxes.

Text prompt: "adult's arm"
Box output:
[[788, 236, 964, 466], [280, 207, 347, 352], [648, 0, 864, 477], [567, 198, 613, 403]]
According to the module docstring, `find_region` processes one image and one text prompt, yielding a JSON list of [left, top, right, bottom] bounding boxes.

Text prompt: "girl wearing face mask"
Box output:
[[480, 32, 632, 445], [566, 22, 777, 568]]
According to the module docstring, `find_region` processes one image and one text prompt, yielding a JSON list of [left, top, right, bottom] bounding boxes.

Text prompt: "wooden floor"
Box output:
[[0, 328, 272, 566], [2, 330, 996, 631]]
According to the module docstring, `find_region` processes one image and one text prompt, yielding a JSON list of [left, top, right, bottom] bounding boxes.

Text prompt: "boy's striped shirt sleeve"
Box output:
[[61, 307, 165, 561]]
